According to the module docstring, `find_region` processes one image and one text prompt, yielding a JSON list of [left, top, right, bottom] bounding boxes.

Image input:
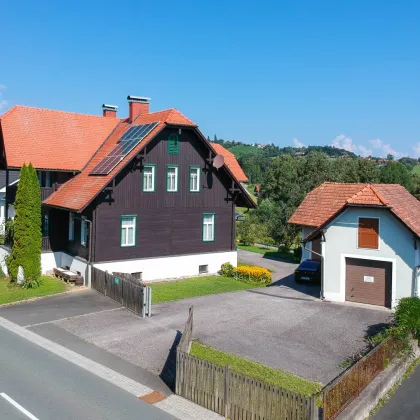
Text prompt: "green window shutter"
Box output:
[[168, 134, 180, 155]]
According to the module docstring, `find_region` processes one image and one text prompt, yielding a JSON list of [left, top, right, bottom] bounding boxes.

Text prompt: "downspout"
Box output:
[[303, 241, 325, 301]]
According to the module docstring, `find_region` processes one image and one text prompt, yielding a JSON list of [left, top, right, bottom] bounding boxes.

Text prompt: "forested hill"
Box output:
[[210, 137, 356, 159]]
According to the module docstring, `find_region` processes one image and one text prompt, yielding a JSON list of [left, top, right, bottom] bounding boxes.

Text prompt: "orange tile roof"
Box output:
[[210, 143, 249, 182], [289, 182, 420, 239], [0, 106, 121, 171], [44, 109, 197, 211]]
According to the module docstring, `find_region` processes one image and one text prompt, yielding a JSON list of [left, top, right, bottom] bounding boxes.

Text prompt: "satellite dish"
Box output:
[[213, 154, 224, 169]]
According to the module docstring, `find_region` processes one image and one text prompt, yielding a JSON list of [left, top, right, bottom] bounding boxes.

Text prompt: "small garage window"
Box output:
[[358, 218, 379, 249]]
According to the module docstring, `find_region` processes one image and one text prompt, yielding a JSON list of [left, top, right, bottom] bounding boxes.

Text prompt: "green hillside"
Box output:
[[412, 165, 420, 175]]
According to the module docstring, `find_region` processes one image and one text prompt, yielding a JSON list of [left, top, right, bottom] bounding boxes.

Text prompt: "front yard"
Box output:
[[149, 275, 264, 304], [0, 275, 68, 305], [191, 341, 322, 397], [237, 243, 299, 262]]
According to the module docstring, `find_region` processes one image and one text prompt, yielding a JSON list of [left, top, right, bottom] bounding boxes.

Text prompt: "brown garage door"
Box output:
[[345, 258, 392, 308]]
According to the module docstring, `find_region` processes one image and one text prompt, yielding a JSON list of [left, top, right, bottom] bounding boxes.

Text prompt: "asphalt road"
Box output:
[[373, 363, 420, 420], [0, 326, 174, 420]]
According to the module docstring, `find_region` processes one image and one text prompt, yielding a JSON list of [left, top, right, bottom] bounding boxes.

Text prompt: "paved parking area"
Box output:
[[52, 286, 390, 385], [0, 252, 392, 385]]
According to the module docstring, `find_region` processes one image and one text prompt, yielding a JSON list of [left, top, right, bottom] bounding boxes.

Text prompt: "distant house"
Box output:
[[0, 96, 255, 282], [289, 182, 420, 309], [254, 184, 261, 196], [0, 171, 19, 231]]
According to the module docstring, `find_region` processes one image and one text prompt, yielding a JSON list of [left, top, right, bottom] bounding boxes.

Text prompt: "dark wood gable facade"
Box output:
[[47, 126, 248, 263]]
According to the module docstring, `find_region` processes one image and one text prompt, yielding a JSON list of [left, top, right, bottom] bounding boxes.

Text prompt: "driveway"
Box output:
[[0, 252, 391, 386]]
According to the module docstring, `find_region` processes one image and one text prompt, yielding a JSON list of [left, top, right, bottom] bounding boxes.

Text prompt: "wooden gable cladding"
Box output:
[[358, 217, 379, 249]]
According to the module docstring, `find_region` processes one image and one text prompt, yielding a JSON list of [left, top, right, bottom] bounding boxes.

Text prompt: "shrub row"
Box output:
[[220, 262, 271, 286]]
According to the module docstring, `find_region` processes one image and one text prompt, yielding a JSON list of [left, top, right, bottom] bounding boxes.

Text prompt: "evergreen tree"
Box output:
[[207, 136, 211, 142], [6, 163, 42, 287], [214, 134, 218, 142]]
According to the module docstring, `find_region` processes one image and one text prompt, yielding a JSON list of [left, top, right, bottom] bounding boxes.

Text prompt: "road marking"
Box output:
[[0, 393, 39, 420], [23, 307, 123, 328]]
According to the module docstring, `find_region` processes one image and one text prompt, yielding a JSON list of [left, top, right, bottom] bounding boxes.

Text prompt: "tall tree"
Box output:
[[380, 161, 413, 191], [6, 163, 42, 287]]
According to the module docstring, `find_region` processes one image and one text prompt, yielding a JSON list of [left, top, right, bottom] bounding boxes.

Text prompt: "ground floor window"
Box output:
[[121, 215, 136, 247], [202, 213, 215, 242], [81, 217, 88, 247]]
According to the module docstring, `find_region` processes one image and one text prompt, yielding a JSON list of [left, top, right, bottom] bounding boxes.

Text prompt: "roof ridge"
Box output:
[[368, 184, 390, 206], [3, 104, 124, 120]]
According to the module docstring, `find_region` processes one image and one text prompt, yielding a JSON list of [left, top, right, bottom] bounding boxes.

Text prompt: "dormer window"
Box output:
[[358, 218, 379, 249], [168, 134, 180, 155]]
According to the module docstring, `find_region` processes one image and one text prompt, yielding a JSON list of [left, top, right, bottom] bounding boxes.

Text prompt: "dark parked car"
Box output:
[[294, 259, 321, 283]]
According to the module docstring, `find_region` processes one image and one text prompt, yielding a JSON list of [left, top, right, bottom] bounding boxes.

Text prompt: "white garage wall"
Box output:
[[323, 207, 416, 307], [94, 250, 237, 282]]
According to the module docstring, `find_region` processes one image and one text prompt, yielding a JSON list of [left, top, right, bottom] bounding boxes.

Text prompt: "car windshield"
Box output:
[[299, 260, 319, 270]]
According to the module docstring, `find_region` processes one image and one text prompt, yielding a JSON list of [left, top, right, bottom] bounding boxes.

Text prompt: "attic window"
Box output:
[[168, 134, 179, 155], [358, 218, 379, 249]]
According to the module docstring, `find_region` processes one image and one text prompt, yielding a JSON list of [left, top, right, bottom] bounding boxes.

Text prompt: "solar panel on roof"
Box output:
[[90, 122, 158, 175]]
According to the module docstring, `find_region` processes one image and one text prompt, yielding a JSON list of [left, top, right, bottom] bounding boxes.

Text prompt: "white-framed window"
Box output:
[[69, 213, 75, 240], [202, 213, 215, 242], [166, 165, 179, 192], [143, 165, 156, 192], [121, 215, 136, 247], [189, 166, 201, 192], [81, 217, 88, 247]]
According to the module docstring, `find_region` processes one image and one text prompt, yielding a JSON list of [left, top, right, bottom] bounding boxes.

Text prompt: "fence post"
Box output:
[[141, 287, 145, 318], [147, 286, 152, 317], [224, 364, 230, 418]]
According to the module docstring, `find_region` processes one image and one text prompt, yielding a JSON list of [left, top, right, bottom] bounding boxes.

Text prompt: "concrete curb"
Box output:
[[338, 341, 420, 420], [0, 316, 222, 420]]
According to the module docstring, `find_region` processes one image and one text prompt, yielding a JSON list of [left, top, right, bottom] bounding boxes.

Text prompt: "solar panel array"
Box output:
[[90, 122, 159, 175]]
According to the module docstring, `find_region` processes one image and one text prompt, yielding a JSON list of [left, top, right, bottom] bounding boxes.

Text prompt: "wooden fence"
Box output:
[[175, 307, 317, 420], [91, 266, 150, 317], [323, 335, 405, 420]]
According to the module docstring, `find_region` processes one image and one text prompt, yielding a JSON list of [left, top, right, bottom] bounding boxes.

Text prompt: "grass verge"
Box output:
[[237, 244, 298, 262], [190, 341, 322, 397], [368, 357, 420, 417], [0, 275, 68, 305], [149, 275, 264, 304]]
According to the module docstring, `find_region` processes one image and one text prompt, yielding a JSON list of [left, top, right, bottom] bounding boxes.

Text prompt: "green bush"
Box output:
[[393, 297, 420, 340], [219, 262, 234, 277], [4, 218, 14, 246], [293, 246, 302, 261]]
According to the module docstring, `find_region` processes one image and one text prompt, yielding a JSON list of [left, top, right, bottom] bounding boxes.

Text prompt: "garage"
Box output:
[[345, 258, 392, 308]]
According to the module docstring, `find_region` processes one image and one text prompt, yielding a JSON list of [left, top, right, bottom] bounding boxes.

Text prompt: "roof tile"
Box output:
[[210, 143, 249, 182]]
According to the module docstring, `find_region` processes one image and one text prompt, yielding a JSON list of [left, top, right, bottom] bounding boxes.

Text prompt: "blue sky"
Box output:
[[1, 1, 419, 157]]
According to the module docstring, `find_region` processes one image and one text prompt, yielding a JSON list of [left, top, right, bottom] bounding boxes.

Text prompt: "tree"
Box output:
[[213, 134, 218, 142], [386, 154, 394, 161], [6, 163, 42, 287], [380, 161, 413, 192]]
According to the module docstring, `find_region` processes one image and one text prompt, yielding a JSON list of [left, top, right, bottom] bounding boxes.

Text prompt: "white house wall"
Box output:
[[323, 207, 416, 307], [94, 250, 237, 282]]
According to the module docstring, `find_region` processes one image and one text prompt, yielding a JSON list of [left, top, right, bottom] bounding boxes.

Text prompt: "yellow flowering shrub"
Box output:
[[232, 265, 271, 285]]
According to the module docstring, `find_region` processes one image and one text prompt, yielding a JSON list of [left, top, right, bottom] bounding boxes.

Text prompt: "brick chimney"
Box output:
[[128, 96, 150, 123], [102, 104, 118, 118]]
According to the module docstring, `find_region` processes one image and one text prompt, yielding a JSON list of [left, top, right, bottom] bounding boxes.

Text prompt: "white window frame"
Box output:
[[166, 165, 179, 192], [69, 213, 75, 240], [121, 215, 136, 247], [143, 165, 156, 192], [202, 213, 215, 242], [81, 217, 88, 247], [189, 166, 201, 192]]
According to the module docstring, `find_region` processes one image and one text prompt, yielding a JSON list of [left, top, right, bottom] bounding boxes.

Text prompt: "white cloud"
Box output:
[[293, 138, 305, 148], [412, 143, 420, 158], [331, 134, 372, 157], [0, 84, 7, 114], [368, 138, 407, 158]]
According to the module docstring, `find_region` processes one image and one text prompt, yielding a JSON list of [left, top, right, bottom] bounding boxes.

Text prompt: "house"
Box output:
[[0, 96, 255, 283], [289, 182, 420, 308], [0, 170, 19, 231], [254, 184, 261, 197]]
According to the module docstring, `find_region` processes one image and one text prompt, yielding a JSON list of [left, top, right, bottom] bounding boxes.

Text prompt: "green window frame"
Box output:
[[168, 133, 180, 155], [120, 215, 137, 247], [202, 213, 216, 242], [166, 164, 179, 192], [142, 164, 156, 192], [189, 165, 201, 192]]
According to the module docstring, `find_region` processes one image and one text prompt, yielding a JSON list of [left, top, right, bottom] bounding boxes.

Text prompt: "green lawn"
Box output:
[[190, 341, 322, 397], [0, 275, 68, 305], [237, 243, 299, 262], [149, 275, 264, 304]]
